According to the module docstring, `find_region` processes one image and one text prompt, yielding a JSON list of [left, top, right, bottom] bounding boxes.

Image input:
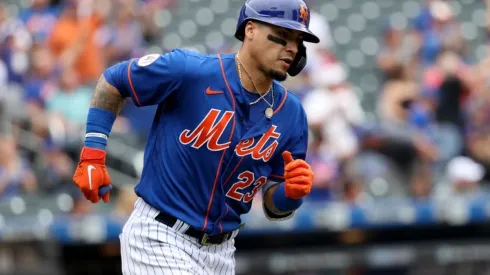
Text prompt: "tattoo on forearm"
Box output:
[[90, 75, 125, 114]]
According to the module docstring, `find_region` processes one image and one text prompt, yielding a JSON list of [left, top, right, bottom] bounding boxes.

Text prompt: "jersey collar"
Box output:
[[218, 53, 287, 111]]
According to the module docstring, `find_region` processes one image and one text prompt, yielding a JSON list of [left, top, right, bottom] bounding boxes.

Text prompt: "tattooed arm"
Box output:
[[91, 75, 126, 115], [82, 72, 129, 151]]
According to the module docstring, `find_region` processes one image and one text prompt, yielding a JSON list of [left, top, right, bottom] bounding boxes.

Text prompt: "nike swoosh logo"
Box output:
[[88, 165, 96, 191], [206, 86, 223, 95]]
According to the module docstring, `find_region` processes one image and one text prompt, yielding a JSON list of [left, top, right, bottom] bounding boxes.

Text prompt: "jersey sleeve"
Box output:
[[103, 49, 187, 107]]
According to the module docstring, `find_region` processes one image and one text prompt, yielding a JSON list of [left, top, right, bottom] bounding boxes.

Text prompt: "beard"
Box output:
[[259, 63, 288, 82], [269, 69, 288, 82]]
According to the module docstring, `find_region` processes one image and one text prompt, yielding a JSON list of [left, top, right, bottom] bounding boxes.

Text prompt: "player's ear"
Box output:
[[244, 21, 256, 41]]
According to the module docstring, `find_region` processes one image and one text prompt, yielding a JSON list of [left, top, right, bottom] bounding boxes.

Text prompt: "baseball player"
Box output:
[[72, 0, 318, 274]]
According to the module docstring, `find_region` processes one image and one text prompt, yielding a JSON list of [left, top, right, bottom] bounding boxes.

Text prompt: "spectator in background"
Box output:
[[36, 135, 76, 194], [376, 20, 418, 82], [102, 7, 146, 66], [48, 0, 106, 85], [0, 4, 31, 87], [23, 44, 58, 139], [24, 44, 58, 108], [18, 0, 60, 43], [432, 156, 487, 228], [0, 3, 29, 46], [354, 79, 438, 199], [305, 129, 339, 201], [422, 49, 470, 107], [303, 62, 365, 162], [433, 156, 485, 201], [303, 60, 367, 202], [464, 57, 490, 182], [377, 79, 437, 159], [419, 1, 466, 67], [415, 50, 469, 174], [0, 133, 37, 199], [433, 51, 470, 133], [46, 67, 92, 147], [0, 34, 29, 88], [0, 5, 31, 127], [341, 160, 372, 204]]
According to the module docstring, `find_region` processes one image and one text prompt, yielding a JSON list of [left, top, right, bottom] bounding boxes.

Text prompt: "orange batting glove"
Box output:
[[72, 147, 112, 203], [282, 151, 314, 200]]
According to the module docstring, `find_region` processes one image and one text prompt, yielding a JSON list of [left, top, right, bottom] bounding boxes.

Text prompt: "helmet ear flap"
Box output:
[[288, 42, 307, 77], [235, 23, 246, 41], [235, 19, 255, 41]]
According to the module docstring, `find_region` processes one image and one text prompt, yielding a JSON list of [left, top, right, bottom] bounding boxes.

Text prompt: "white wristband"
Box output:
[[85, 133, 108, 140]]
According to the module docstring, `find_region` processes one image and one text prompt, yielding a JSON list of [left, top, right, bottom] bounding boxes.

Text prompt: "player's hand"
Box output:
[[72, 147, 112, 203], [282, 151, 314, 200]]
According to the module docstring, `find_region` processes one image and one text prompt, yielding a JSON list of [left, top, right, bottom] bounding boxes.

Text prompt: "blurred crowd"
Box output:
[[0, 0, 175, 214], [294, 0, 490, 206], [1, 0, 490, 217]]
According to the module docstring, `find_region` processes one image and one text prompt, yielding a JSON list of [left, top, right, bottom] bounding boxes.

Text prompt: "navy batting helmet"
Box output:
[[235, 0, 320, 76], [235, 0, 320, 43]]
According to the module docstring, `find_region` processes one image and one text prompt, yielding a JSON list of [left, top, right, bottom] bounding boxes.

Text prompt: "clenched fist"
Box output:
[[282, 151, 314, 200], [72, 147, 112, 203]]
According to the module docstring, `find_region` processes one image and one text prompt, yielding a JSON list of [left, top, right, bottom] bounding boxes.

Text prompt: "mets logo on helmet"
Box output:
[[299, 4, 309, 25]]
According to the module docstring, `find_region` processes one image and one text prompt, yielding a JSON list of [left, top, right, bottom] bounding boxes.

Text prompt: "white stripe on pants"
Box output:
[[120, 198, 237, 275]]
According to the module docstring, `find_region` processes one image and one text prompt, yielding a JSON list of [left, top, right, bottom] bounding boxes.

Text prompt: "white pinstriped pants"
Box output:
[[120, 198, 238, 275]]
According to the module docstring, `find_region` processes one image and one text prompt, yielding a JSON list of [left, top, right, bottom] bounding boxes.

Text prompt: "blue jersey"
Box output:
[[104, 49, 309, 236]]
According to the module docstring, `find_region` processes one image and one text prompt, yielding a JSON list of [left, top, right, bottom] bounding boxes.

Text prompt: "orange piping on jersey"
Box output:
[[219, 205, 229, 233], [273, 88, 288, 114], [202, 54, 237, 231], [127, 59, 142, 107], [222, 157, 244, 187]]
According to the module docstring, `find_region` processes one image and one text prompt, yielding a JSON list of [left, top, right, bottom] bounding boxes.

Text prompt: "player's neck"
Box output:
[[236, 51, 273, 95]]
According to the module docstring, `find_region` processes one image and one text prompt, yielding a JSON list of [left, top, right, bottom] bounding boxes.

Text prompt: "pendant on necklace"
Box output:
[[265, 107, 273, 119]]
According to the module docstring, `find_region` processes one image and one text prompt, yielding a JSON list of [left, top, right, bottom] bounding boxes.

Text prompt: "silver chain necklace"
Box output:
[[236, 53, 274, 119]]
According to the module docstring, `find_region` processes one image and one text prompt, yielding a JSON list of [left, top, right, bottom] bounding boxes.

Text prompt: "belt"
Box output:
[[155, 212, 240, 246]]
